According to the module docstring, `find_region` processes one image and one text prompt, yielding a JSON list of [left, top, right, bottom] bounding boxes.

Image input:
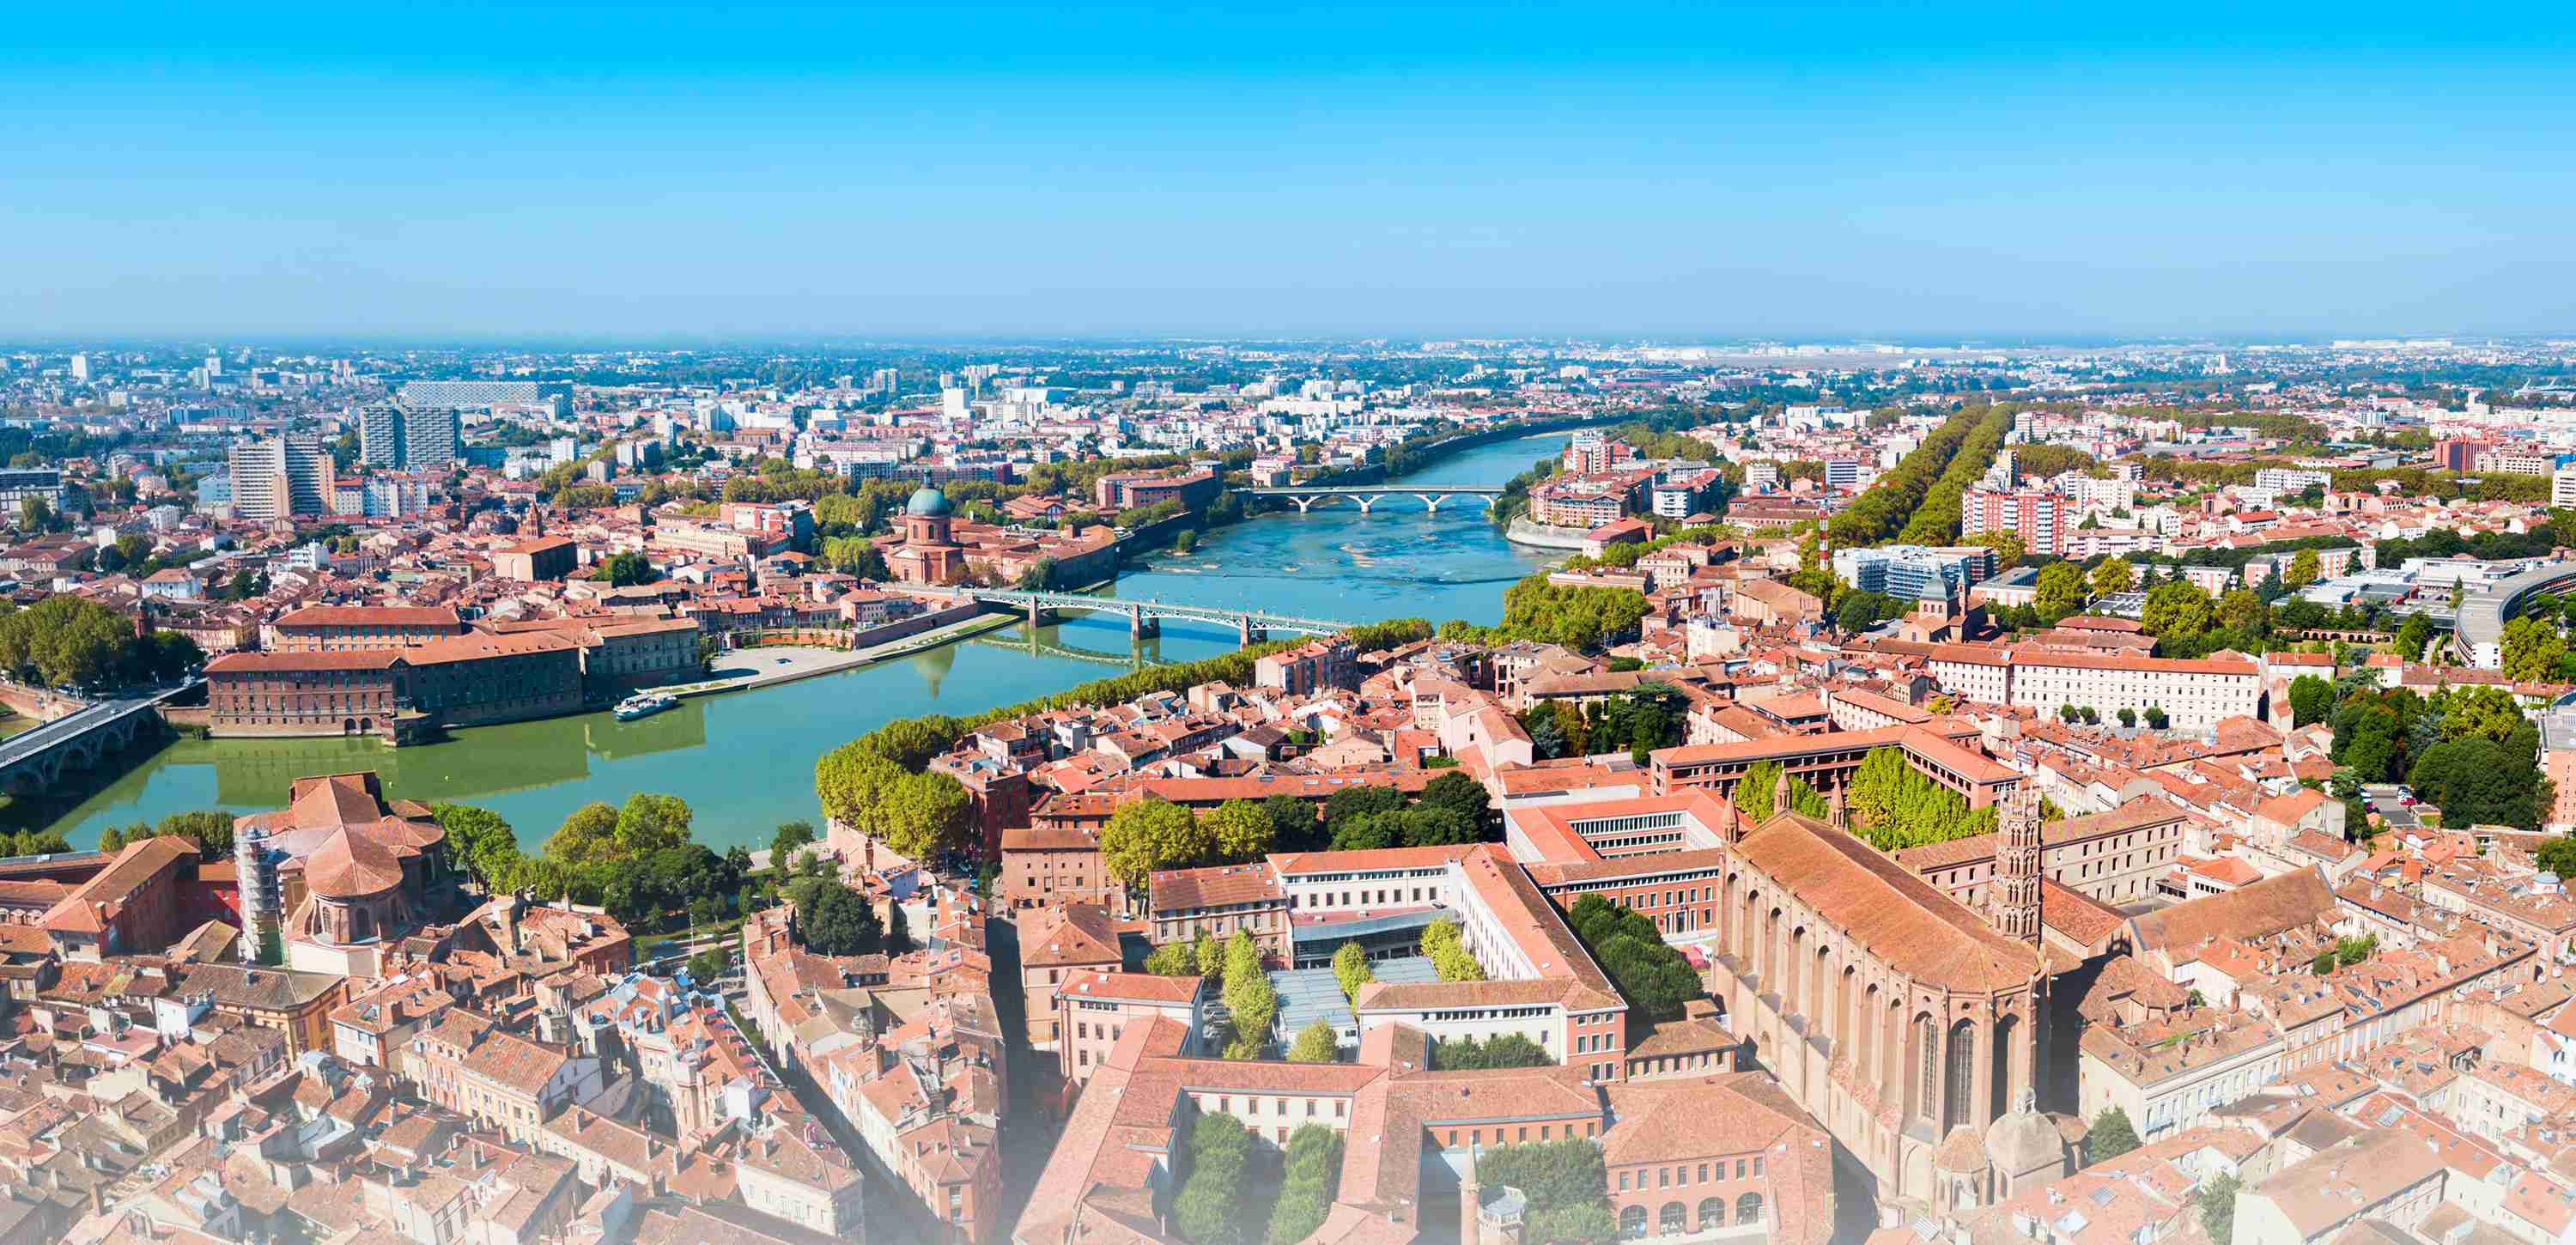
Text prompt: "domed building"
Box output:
[[886, 484, 969, 586], [230, 771, 452, 976]]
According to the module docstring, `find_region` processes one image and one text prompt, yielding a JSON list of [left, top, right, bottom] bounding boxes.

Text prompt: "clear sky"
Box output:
[[6, 2, 2573, 342]]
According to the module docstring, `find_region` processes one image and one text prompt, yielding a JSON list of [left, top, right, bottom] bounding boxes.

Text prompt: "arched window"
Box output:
[[1698, 1199, 1726, 1230], [1915, 1014, 1939, 1124], [1735, 1193, 1764, 1225], [1991, 1014, 2021, 1120], [1947, 1020, 1978, 1133], [1660, 1203, 1687, 1236], [1620, 1205, 1648, 1239]]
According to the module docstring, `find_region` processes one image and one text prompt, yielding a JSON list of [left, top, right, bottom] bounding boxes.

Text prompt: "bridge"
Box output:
[[938, 589, 1352, 643], [1236, 484, 1506, 514], [0, 682, 197, 795]]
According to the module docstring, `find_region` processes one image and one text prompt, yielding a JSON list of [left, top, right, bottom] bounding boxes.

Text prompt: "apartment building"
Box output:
[[2007, 650, 2263, 729]]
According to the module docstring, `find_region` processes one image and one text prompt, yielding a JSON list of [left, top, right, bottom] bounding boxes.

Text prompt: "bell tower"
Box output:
[[1992, 783, 2043, 944]]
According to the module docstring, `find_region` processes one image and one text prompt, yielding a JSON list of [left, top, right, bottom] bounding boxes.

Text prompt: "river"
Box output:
[[33, 432, 1573, 852]]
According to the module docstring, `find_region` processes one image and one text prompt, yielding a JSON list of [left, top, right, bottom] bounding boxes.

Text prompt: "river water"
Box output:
[[33, 433, 1572, 852]]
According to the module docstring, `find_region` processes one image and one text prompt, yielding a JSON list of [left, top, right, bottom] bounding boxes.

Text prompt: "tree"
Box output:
[[2141, 581, 2216, 644], [770, 820, 817, 865], [2087, 1107, 2141, 1164], [1204, 799, 1275, 862], [1103, 797, 1208, 888], [2286, 548, 2322, 588], [2144, 705, 2168, 729], [1220, 930, 1278, 1057], [2503, 616, 2567, 682], [1174, 1114, 1253, 1245], [1419, 769, 1493, 840], [1321, 786, 1403, 837], [1422, 918, 1485, 981], [2539, 835, 2576, 880], [2034, 562, 2087, 622], [1328, 810, 1395, 851], [2287, 675, 2336, 727], [2196, 1173, 2241, 1245], [1735, 761, 1783, 824], [146, 809, 234, 858], [2409, 736, 2545, 829], [1265, 1125, 1343, 1245], [613, 793, 694, 857], [1527, 710, 1568, 760], [16, 495, 52, 531], [596, 550, 654, 586], [2090, 557, 2135, 598], [877, 770, 975, 860], [1286, 1020, 1337, 1063], [1333, 942, 1375, 1003], [2117, 707, 2136, 728], [1431, 1032, 1553, 1070], [2441, 685, 2524, 744], [687, 947, 730, 982], [1479, 1139, 1613, 1245], [1144, 940, 1196, 976], [2396, 612, 2433, 661], [1261, 794, 1321, 852], [545, 802, 623, 865], [799, 882, 883, 956], [429, 803, 519, 882], [2218, 588, 2269, 636]]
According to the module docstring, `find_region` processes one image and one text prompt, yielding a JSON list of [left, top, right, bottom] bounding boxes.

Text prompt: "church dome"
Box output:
[[1985, 1101, 2066, 1174], [905, 486, 954, 517]]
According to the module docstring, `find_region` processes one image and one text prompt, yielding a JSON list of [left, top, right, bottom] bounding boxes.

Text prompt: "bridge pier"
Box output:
[[1238, 619, 1267, 646], [1291, 496, 1317, 513], [1352, 495, 1376, 514], [1415, 494, 1443, 512], [1130, 606, 1159, 639]]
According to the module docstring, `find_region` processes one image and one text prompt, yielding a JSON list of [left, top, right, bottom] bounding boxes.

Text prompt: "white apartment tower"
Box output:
[[228, 434, 334, 520]]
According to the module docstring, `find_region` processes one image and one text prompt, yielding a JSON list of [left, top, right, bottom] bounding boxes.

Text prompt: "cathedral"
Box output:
[[1702, 781, 2072, 1218]]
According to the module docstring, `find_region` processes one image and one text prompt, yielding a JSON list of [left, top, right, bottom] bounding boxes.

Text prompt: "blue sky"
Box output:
[[5, 2, 2573, 341]]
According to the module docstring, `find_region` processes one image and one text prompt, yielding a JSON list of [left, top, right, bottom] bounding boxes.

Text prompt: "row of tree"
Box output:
[[1846, 746, 2000, 851], [1102, 769, 1496, 890], [0, 596, 202, 689], [1566, 895, 1704, 1025], [1733, 760, 1829, 826], [1896, 405, 2015, 544], [1423, 917, 1487, 982], [1824, 409, 1984, 547]]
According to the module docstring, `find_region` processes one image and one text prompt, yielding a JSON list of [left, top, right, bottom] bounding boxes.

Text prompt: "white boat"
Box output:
[[613, 692, 679, 721]]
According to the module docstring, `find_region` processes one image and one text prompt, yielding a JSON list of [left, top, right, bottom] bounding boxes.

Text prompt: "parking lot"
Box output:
[[2364, 783, 2421, 831]]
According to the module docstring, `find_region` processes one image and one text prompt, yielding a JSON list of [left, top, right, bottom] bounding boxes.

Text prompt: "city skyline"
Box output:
[[7, 1, 2573, 339]]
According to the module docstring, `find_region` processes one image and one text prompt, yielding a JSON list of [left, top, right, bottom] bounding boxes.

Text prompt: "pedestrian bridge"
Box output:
[[0, 681, 195, 795], [939, 589, 1352, 642], [1237, 484, 1505, 513]]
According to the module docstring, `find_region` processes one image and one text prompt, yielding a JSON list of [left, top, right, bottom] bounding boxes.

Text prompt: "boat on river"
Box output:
[[613, 691, 679, 721]]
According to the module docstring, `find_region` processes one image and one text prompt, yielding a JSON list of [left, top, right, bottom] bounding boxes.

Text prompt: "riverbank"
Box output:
[[665, 612, 1024, 700], [34, 431, 1579, 851], [1502, 517, 1595, 550]]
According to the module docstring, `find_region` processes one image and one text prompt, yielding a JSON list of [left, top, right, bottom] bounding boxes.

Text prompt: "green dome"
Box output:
[[905, 486, 953, 517]]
